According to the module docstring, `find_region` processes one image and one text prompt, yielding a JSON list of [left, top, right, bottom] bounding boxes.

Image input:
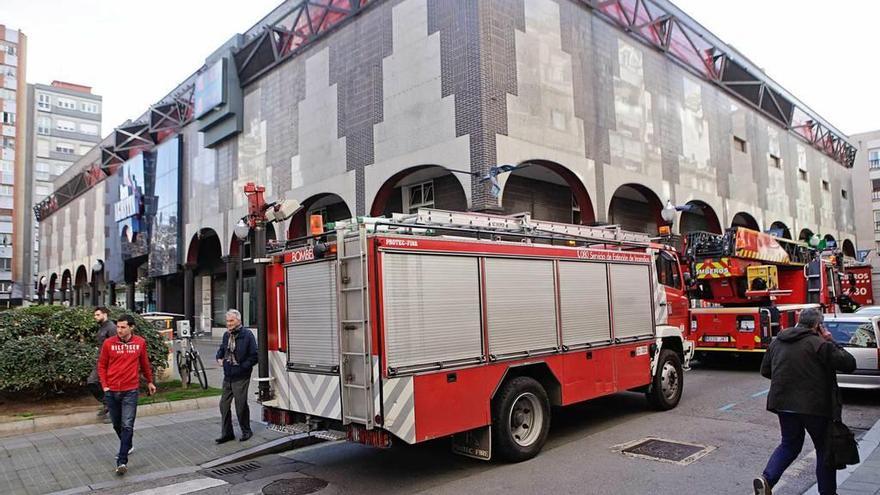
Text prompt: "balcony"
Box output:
[[51, 129, 101, 143], [871, 159, 880, 170], [51, 105, 100, 121], [873, 191, 880, 201]]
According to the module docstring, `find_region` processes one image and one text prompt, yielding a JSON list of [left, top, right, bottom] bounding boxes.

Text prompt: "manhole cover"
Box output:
[[262, 478, 328, 495], [613, 438, 715, 465], [210, 461, 261, 477]]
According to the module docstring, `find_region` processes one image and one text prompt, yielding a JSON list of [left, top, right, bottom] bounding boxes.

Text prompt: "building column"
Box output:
[[223, 255, 239, 312], [184, 263, 195, 327], [155, 277, 165, 312], [108, 282, 116, 306], [90, 281, 99, 307], [125, 284, 135, 310]]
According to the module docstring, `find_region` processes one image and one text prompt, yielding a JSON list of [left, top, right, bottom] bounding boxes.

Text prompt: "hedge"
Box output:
[[0, 305, 167, 393]]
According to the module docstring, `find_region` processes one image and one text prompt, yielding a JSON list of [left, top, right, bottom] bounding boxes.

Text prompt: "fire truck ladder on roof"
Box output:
[[336, 223, 376, 430], [400, 208, 653, 246]]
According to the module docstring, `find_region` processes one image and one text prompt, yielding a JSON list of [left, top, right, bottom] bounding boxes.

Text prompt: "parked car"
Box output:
[[823, 314, 880, 390], [855, 305, 880, 316]]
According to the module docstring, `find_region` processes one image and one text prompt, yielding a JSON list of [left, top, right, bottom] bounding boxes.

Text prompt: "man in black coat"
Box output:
[[753, 307, 856, 495], [87, 307, 117, 420], [215, 309, 258, 443]]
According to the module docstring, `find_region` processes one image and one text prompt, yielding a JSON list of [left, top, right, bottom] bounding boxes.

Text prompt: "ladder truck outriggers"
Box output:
[[681, 226, 848, 357], [261, 209, 694, 461]]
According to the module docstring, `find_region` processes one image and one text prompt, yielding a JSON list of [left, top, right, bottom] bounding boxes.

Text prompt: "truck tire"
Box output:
[[491, 376, 551, 462], [646, 349, 683, 410]]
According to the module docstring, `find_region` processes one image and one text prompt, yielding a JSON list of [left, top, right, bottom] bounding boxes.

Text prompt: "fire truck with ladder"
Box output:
[[260, 208, 694, 461], [681, 226, 858, 357]]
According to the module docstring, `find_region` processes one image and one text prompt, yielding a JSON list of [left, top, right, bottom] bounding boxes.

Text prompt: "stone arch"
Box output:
[[498, 160, 596, 224], [842, 239, 856, 258], [48, 273, 57, 304], [731, 211, 760, 231], [60, 268, 72, 305], [369, 165, 468, 217], [799, 228, 814, 243], [679, 199, 722, 234], [287, 193, 353, 239], [769, 221, 792, 239], [607, 183, 665, 233]]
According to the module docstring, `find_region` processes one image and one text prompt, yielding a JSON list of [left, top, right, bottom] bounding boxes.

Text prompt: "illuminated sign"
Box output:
[[194, 59, 226, 119]]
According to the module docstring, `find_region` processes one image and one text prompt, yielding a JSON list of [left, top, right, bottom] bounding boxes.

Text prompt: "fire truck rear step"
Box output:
[[336, 224, 376, 430]]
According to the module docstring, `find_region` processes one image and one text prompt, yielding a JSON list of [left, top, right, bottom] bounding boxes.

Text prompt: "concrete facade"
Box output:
[[851, 129, 880, 297], [36, 0, 858, 315], [0, 25, 26, 305]]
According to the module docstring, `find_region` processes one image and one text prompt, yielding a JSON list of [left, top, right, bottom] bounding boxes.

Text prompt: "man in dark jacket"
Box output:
[[215, 309, 258, 443], [88, 307, 118, 419], [754, 307, 856, 495]]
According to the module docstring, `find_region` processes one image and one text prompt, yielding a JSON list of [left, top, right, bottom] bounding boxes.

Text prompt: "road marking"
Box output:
[[129, 477, 227, 495], [718, 403, 736, 412], [751, 388, 770, 398]]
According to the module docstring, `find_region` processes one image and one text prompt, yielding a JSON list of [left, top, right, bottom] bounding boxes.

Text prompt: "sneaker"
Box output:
[[115, 463, 127, 476], [752, 476, 771, 495]]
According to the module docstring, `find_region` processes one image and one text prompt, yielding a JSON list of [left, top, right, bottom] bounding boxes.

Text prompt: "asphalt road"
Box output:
[[93, 354, 880, 495]]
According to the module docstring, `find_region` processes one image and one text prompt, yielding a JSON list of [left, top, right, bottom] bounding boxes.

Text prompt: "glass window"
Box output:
[[37, 139, 49, 156], [37, 117, 50, 135], [37, 93, 50, 110], [799, 169, 808, 181], [79, 123, 98, 135], [769, 154, 781, 168], [0, 161, 11, 173], [55, 119, 75, 132], [842, 189, 848, 199], [826, 321, 877, 348], [0, 185, 12, 196], [655, 251, 680, 288], [35, 162, 49, 173], [55, 142, 74, 154], [873, 179, 880, 192], [80, 102, 99, 113], [822, 180, 829, 191], [1, 112, 14, 125], [734, 136, 747, 153], [35, 185, 50, 197], [0, 259, 9, 271], [56, 98, 76, 110], [869, 149, 880, 162], [405, 181, 434, 213]]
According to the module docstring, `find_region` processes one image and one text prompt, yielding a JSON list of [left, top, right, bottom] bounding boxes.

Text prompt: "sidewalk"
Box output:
[[804, 418, 880, 495], [0, 403, 283, 495]]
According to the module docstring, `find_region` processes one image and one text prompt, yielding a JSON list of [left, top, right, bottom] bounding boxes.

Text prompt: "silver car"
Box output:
[[855, 306, 880, 317], [824, 315, 880, 390]]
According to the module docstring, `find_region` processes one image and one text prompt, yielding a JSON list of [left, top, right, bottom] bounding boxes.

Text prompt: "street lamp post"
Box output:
[[233, 220, 249, 312]]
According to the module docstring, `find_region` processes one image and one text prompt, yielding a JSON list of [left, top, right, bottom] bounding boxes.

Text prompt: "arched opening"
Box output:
[[799, 228, 814, 243], [187, 228, 233, 333], [90, 260, 105, 306], [768, 221, 792, 239], [842, 239, 856, 259], [60, 269, 72, 306], [824, 234, 837, 250], [608, 184, 665, 233], [731, 212, 760, 231], [679, 200, 722, 234], [370, 165, 467, 217], [287, 193, 353, 239], [47, 273, 57, 305], [499, 160, 596, 224], [74, 265, 88, 306]]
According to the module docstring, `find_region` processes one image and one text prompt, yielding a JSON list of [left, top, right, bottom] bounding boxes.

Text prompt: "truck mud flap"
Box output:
[[452, 425, 492, 461]]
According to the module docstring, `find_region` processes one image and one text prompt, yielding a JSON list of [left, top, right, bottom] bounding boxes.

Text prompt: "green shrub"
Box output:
[[0, 305, 167, 394], [0, 335, 96, 392]]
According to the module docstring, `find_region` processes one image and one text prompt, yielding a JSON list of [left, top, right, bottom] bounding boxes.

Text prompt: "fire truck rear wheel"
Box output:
[[492, 376, 550, 462], [646, 349, 683, 410]]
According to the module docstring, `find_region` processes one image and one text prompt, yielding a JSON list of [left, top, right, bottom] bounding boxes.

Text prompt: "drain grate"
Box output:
[[614, 438, 715, 466], [210, 461, 262, 477], [262, 478, 329, 495]]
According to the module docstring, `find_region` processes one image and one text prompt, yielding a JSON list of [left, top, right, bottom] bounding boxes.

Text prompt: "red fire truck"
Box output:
[[840, 261, 874, 308], [682, 227, 844, 357], [261, 209, 694, 461]]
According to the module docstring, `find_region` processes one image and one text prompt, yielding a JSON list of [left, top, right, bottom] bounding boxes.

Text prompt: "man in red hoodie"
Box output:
[[98, 314, 156, 475]]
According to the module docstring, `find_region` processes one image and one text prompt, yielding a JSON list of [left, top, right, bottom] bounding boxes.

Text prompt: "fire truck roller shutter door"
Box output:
[[558, 261, 612, 347], [484, 258, 558, 357], [609, 264, 655, 340], [382, 254, 483, 369], [286, 261, 339, 368]]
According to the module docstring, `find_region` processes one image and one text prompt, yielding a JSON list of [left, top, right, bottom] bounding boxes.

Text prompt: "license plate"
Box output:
[[703, 335, 729, 343]]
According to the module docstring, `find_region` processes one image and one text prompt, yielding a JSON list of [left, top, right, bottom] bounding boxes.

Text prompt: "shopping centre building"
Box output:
[[35, 0, 859, 330]]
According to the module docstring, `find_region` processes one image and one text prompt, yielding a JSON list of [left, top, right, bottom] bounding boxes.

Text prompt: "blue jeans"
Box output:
[[105, 390, 139, 465], [763, 412, 836, 495]]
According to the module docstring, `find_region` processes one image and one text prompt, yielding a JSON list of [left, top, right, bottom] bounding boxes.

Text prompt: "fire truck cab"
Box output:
[[261, 209, 694, 461]]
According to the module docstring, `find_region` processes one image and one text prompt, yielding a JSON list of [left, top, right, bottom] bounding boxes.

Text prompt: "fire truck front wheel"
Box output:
[[646, 349, 683, 410], [492, 376, 551, 462]]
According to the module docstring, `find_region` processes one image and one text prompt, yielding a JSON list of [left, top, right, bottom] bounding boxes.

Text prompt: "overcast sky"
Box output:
[[4, 0, 878, 139]]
